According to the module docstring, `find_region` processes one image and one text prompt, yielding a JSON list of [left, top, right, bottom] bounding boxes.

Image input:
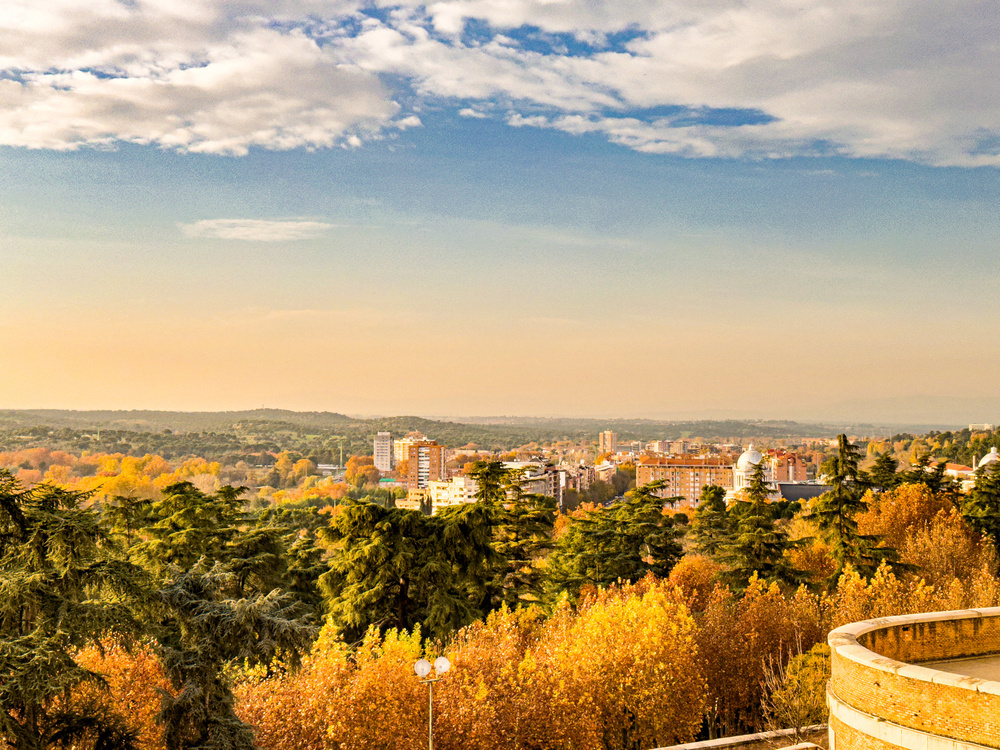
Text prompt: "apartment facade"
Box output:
[[636, 454, 735, 502], [373, 431, 393, 473], [598, 430, 617, 455], [407, 441, 446, 489]]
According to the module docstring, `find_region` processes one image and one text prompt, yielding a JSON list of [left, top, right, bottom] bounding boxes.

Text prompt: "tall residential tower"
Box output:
[[373, 431, 393, 473]]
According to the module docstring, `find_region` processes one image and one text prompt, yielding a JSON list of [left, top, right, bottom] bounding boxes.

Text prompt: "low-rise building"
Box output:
[[428, 476, 478, 512], [594, 461, 618, 484]]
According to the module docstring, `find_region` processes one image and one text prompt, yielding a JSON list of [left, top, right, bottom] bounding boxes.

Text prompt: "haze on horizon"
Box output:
[[2, 1, 999, 427]]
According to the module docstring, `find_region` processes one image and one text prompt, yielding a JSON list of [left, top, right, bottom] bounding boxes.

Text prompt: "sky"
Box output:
[[2, 0, 1000, 426]]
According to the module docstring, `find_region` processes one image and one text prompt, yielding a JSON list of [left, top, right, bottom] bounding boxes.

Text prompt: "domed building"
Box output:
[[979, 446, 1000, 470], [727, 445, 819, 502], [732, 444, 771, 496]]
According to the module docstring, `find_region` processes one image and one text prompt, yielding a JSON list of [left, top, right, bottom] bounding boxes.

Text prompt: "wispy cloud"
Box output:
[[179, 219, 339, 241]]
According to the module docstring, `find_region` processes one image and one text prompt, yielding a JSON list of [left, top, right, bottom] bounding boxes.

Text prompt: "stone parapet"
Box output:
[[827, 608, 1000, 749]]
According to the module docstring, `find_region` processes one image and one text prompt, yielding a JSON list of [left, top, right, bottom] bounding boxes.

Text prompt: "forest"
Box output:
[[4, 429, 1000, 750], [0, 409, 864, 462]]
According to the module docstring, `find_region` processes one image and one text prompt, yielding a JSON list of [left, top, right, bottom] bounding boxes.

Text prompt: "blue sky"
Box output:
[[2, 1, 1000, 425]]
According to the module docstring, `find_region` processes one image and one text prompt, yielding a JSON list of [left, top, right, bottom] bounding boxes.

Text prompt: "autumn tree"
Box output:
[[697, 578, 823, 738], [533, 582, 705, 750], [761, 643, 831, 739]]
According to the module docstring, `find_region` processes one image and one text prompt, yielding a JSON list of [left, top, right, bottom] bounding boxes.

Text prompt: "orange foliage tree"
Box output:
[[72, 642, 172, 750], [238, 581, 705, 750]]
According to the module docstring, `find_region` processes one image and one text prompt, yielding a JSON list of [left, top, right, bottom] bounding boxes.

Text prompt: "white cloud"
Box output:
[[0, 3, 394, 154], [3, 0, 1000, 165], [179, 219, 338, 241]]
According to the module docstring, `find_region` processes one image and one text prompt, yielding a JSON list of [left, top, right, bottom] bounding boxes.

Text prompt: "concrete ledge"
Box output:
[[828, 608, 1000, 748], [828, 687, 996, 750], [828, 608, 1000, 691], [652, 726, 826, 750]]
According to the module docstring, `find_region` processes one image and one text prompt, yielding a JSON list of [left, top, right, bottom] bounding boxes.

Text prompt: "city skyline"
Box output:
[[3, 1, 1000, 425]]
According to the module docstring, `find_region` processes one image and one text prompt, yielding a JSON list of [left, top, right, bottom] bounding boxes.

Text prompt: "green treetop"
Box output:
[[547, 480, 683, 599], [721, 459, 800, 592], [0, 471, 148, 750], [467, 460, 556, 608], [807, 434, 895, 585], [689, 484, 732, 558], [962, 459, 1000, 550], [319, 499, 499, 642]]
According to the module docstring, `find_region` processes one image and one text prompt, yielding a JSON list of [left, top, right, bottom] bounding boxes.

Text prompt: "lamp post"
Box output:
[[413, 656, 450, 750]]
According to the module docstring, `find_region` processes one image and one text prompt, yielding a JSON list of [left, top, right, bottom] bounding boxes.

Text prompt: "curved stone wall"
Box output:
[[827, 608, 1000, 749]]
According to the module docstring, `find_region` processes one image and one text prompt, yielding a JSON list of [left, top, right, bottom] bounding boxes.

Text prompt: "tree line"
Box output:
[[5, 437, 1000, 749]]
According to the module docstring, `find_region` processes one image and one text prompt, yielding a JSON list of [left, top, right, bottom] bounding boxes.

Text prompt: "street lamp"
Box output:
[[413, 656, 451, 750]]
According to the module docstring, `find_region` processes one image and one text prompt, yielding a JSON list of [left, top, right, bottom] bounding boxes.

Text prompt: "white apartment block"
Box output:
[[428, 476, 479, 513], [373, 431, 393, 473]]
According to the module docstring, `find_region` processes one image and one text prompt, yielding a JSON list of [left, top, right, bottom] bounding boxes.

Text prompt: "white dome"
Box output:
[[736, 444, 763, 471], [980, 447, 1000, 469]]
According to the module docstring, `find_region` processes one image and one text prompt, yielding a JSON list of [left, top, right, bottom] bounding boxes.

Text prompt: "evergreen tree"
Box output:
[[490, 488, 556, 608], [807, 434, 894, 585], [319, 499, 500, 641], [155, 564, 315, 750], [0, 471, 147, 750], [868, 451, 901, 493], [901, 455, 960, 505], [223, 524, 288, 598], [962, 460, 1000, 549], [547, 481, 683, 598], [101, 493, 152, 548], [689, 484, 732, 558], [127, 482, 316, 749], [133, 482, 245, 576], [251, 505, 326, 618], [720, 460, 799, 592], [467, 460, 509, 505], [468, 460, 556, 608]]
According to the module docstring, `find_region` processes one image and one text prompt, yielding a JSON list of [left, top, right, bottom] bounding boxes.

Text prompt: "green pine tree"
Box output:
[[689, 484, 732, 558], [468, 461, 556, 608], [0, 471, 147, 750], [546, 480, 682, 599], [319, 499, 500, 642], [868, 451, 901, 493], [807, 434, 895, 585], [133, 482, 245, 576], [962, 460, 1000, 549], [721, 460, 800, 593], [154, 564, 315, 750]]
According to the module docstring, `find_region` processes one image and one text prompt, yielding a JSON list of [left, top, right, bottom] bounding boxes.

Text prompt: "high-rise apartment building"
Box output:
[[598, 430, 617, 456], [373, 431, 393, 473], [394, 431, 426, 463], [407, 441, 446, 489]]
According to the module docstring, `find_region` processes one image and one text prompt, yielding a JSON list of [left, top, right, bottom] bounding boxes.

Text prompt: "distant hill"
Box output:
[[0, 408, 883, 462]]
